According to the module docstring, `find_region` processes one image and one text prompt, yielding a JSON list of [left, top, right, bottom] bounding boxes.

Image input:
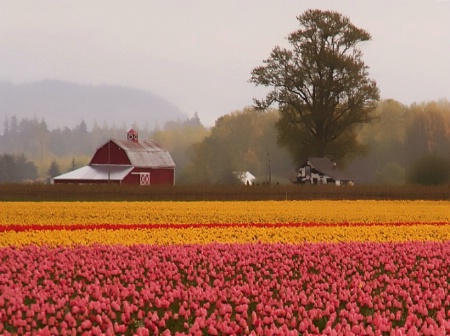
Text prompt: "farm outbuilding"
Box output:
[[293, 157, 354, 186], [52, 129, 175, 185], [234, 171, 257, 185]]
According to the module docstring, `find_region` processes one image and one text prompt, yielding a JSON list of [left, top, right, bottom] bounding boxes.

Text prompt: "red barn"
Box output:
[[53, 129, 175, 185]]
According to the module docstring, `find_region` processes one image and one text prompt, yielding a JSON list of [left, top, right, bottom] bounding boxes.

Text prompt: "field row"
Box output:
[[1, 201, 450, 225], [1, 242, 449, 335], [1, 200, 449, 334], [1, 223, 450, 247]]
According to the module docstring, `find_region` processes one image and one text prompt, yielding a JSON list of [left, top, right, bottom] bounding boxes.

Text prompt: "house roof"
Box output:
[[53, 164, 133, 182], [112, 139, 175, 168], [303, 157, 353, 181]]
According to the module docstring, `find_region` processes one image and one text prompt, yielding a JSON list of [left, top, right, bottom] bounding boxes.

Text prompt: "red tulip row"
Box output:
[[1, 242, 449, 335]]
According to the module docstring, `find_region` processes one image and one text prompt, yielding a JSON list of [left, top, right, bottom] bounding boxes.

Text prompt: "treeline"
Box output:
[[1, 99, 450, 185], [349, 99, 450, 185], [0, 153, 38, 183], [173, 108, 293, 184], [0, 113, 209, 183], [0, 116, 158, 180], [0, 116, 154, 164]]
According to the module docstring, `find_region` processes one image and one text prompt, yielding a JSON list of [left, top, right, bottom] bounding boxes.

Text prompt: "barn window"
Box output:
[[140, 173, 150, 185]]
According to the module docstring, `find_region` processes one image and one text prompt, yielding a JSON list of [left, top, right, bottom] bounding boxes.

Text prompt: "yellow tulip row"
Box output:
[[1, 200, 449, 225], [1, 224, 449, 247]]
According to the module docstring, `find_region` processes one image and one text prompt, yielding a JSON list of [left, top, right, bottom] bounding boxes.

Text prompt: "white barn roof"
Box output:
[[53, 165, 133, 182]]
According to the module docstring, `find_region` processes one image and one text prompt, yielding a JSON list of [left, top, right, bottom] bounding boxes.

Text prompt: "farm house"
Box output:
[[294, 157, 354, 186], [52, 129, 175, 185]]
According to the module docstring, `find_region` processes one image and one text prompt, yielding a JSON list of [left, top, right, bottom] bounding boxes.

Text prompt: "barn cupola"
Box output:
[[127, 129, 138, 142]]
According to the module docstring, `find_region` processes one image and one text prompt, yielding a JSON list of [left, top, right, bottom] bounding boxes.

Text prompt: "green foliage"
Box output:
[[374, 162, 405, 185], [151, 113, 209, 181], [47, 159, 61, 178], [351, 100, 408, 183], [250, 9, 379, 163], [348, 99, 450, 184], [0, 153, 38, 182], [1, 116, 132, 177], [408, 155, 450, 186], [406, 101, 450, 165]]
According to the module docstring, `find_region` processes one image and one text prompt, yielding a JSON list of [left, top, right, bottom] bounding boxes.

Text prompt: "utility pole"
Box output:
[[268, 152, 272, 185], [108, 141, 111, 184], [404, 139, 407, 184]]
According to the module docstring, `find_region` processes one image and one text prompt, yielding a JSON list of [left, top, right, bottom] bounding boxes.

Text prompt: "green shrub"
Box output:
[[408, 155, 450, 186]]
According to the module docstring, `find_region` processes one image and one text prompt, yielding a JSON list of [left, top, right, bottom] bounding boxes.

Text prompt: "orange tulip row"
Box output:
[[1, 222, 449, 247], [1, 200, 449, 225], [1, 201, 448, 247]]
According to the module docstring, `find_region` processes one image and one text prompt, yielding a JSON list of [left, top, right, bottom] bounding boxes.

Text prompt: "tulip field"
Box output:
[[0, 201, 449, 335]]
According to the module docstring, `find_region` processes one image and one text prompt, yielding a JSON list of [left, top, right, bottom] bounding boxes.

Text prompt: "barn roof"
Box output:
[[303, 157, 353, 181], [112, 139, 175, 168], [52, 165, 133, 182]]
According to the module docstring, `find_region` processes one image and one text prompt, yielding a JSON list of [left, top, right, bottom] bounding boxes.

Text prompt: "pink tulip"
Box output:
[[91, 326, 103, 336], [407, 326, 420, 336], [1, 242, 450, 334], [298, 321, 307, 332], [80, 320, 92, 330], [207, 324, 219, 335]]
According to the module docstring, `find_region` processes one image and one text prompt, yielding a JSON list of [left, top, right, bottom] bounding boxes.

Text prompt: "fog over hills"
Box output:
[[0, 80, 187, 130]]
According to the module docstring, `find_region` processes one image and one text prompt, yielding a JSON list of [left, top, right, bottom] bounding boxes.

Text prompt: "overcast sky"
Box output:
[[1, 0, 449, 126]]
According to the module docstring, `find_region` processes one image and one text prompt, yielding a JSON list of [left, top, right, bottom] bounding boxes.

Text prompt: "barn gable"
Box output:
[[90, 140, 131, 165]]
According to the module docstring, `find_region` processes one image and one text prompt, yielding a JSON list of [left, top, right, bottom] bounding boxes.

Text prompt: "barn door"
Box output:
[[140, 173, 150, 185]]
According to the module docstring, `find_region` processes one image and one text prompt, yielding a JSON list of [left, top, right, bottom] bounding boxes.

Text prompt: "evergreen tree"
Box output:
[[48, 159, 61, 178]]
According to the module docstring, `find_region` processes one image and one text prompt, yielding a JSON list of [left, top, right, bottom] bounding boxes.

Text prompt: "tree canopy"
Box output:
[[180, 108, 293, 185], [47, 159, 61, 179], [408, 155, 450, 186], [347, 99, 450, 184], [0, 153, 37, 183], [250, 9, 380, 164]]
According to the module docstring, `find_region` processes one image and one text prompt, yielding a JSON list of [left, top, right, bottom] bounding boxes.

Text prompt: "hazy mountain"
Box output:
[[0, 80, 187, 130]]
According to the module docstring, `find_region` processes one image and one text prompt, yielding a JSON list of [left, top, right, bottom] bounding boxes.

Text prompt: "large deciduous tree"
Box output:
[[250, 9, 380, 164]]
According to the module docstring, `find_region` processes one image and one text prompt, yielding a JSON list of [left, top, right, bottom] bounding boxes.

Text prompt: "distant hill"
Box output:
[[0, 80, 187, 130]]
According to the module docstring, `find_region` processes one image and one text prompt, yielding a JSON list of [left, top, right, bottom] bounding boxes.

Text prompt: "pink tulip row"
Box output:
[[1, 242, 449, 335]]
